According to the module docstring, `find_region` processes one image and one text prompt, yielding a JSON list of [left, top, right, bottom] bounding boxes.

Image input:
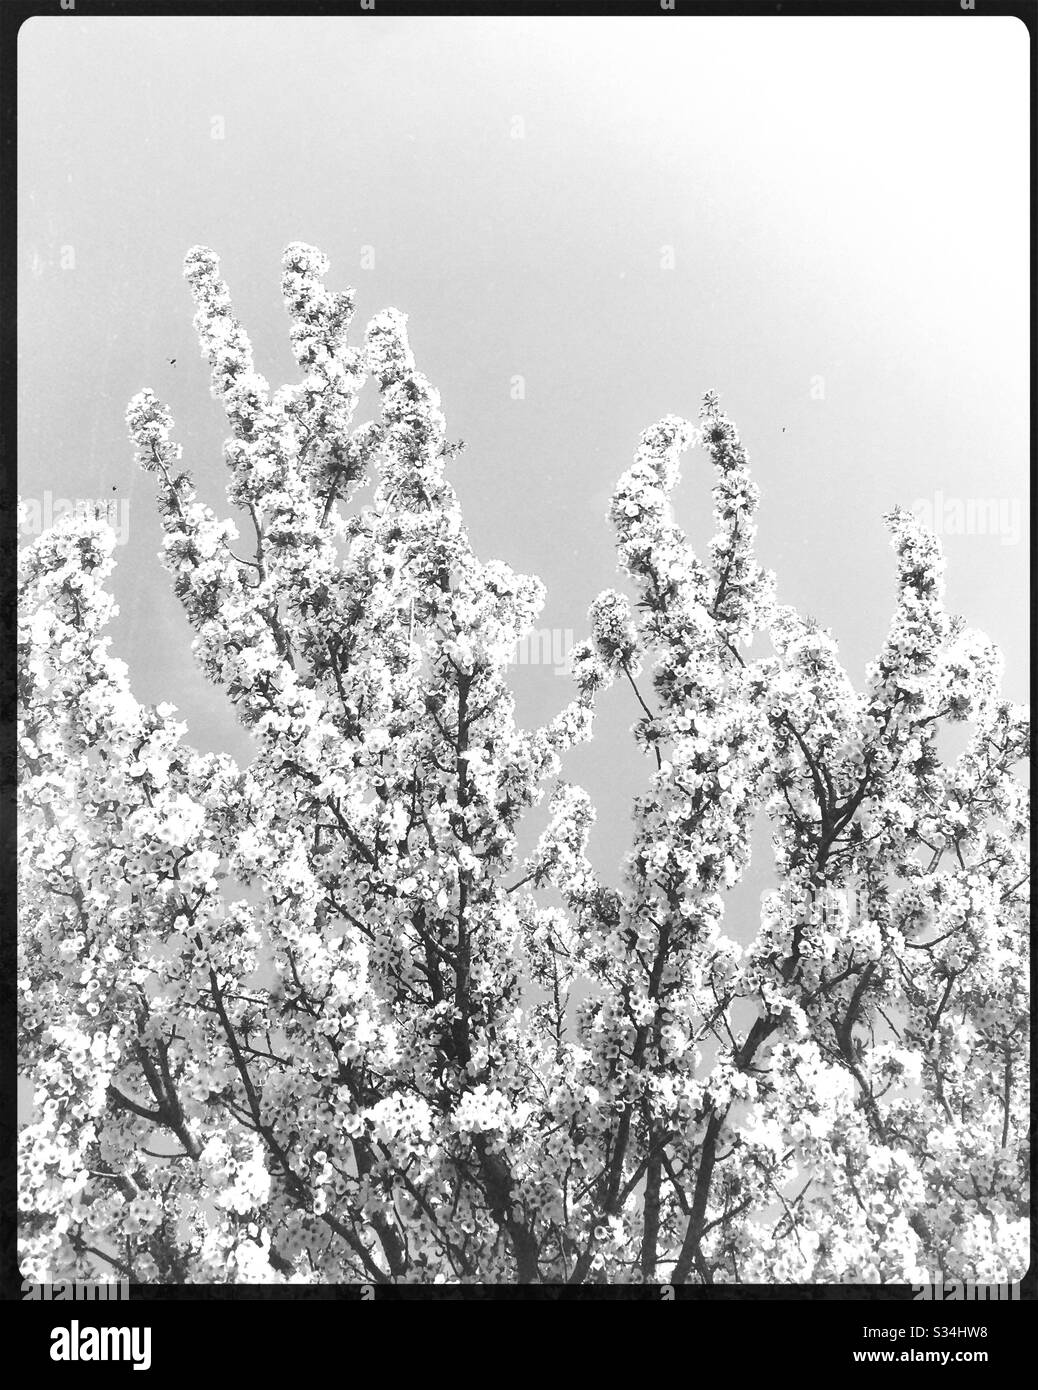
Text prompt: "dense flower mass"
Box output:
[[17, 245, 1028, 1285]]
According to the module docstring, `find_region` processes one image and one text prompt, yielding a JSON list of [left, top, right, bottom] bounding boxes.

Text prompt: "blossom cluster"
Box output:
[[17, 245, 1028, 1286]]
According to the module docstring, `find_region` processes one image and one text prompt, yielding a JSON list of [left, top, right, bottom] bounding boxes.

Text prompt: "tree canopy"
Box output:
[[18, 244, 1029, 1284]]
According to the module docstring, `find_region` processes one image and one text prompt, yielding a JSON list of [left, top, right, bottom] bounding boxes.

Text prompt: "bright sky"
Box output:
[[18, 14, 1029, 918]]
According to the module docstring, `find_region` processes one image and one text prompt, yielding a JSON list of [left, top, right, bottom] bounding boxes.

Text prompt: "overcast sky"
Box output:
[[18, 14, 1029, 924]]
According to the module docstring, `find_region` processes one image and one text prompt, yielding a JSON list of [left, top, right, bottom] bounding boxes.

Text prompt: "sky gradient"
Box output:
[[18, 14, 1029, 921]]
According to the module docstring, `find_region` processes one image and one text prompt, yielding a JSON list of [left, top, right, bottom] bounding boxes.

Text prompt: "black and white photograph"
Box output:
[[8, 0, 1032, 1352]]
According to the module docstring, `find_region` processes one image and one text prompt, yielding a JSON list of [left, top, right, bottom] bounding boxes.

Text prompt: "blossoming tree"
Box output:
[[18, 244, 1029, 1285]]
